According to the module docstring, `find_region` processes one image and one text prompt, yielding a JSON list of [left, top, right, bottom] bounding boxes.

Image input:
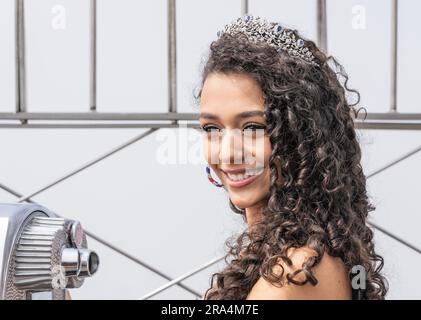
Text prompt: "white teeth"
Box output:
[[227, 173, 245, 181], [226, 167, 264, 181], [245, 167, 264, 176]]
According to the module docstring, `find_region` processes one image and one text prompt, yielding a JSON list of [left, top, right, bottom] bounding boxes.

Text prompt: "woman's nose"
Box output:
[[220, 129, 244, 164]]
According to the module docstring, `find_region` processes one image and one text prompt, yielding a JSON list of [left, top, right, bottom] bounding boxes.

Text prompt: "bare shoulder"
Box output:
[[65, 289, 72, 300], [246, 246, 352, 300]]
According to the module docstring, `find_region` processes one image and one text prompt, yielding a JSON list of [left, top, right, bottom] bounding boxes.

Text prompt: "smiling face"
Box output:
[[199, 72, 272, 212]]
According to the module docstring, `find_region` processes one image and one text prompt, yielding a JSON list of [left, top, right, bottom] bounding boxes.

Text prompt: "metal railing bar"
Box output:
[[353, 122, 421, 131], [317, 0, 328, 54], [367, 221, 421, 254], [366, 144, 421, 179], [16, 128, 158, 203], [0, 183, 32, 200], [241, 0, 249, 15], [3, 121, 421, 130], [0, 123, 201, 129], [3, 111, 421, 121], [90, 0, 97, 112], [168, 0, 177, 126], [82, 230, 202, 297], [0, 182, 202, 298], [357, 113, 421, 120], [390, 0, 398, 112], [140, 255, 224, 300], [15, 0, 27, 124], [0, 112, 199, 121]]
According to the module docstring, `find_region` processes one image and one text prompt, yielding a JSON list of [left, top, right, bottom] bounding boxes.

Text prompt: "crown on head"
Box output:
[[216, 15, 319, 67]]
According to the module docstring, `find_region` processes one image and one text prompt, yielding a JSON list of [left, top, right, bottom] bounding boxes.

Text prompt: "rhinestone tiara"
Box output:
[[216, 15, 319, 67]]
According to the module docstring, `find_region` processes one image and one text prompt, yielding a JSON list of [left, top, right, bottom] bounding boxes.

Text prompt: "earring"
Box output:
[[206, 165, 224, 187]]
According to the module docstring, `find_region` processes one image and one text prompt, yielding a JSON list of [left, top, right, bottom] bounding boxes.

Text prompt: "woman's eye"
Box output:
[[200, 124, 266, 135], [201, 125, 220, 133], [243, 124, 266, 134]]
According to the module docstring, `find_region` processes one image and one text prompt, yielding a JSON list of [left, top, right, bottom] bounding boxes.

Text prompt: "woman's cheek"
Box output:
[[264, 138, 272, 164], [249, 135, 271, 169], [262, 138, 272, 191]]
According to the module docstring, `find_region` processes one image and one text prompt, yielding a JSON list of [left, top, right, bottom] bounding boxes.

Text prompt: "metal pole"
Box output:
[[317, 0, 328, 53], [15, 0, 27, 124], [168, 0, 177, 125], [390, 0, 398, 112], [241, 0, 249, 15], [90, 0, 97, 112]]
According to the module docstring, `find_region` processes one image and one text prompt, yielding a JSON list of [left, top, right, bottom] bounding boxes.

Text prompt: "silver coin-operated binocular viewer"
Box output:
[[0, 203, 99, 300]]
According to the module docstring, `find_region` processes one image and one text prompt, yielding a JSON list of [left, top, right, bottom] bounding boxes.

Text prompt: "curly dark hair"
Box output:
[[193, 25, 388, 300]]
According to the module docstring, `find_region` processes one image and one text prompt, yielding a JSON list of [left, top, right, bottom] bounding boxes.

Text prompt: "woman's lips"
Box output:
[[222, 170, 263, 188]]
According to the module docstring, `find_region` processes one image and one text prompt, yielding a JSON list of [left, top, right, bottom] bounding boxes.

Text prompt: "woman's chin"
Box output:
[[229, 190, 270, 211], [229, 196, 254, 210]]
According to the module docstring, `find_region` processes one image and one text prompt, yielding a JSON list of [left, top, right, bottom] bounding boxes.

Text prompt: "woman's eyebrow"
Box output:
[[199, 110, 264, 120]]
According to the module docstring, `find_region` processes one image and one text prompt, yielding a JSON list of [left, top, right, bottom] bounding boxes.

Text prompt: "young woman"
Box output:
[[195, 15, 388, 300]]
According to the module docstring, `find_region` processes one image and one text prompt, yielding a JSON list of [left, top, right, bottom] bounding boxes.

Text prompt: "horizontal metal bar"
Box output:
[[0, 112, 199, 121], [357, 112, 421, 120], [2, 113, 421, 131], [0, 182, 202, 298], [3, 111, 421, 121], [1, 121, 421, 130], [2, 111, 421, 121], [0, 123, 201, 129], [353, 121, 421, 130]]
